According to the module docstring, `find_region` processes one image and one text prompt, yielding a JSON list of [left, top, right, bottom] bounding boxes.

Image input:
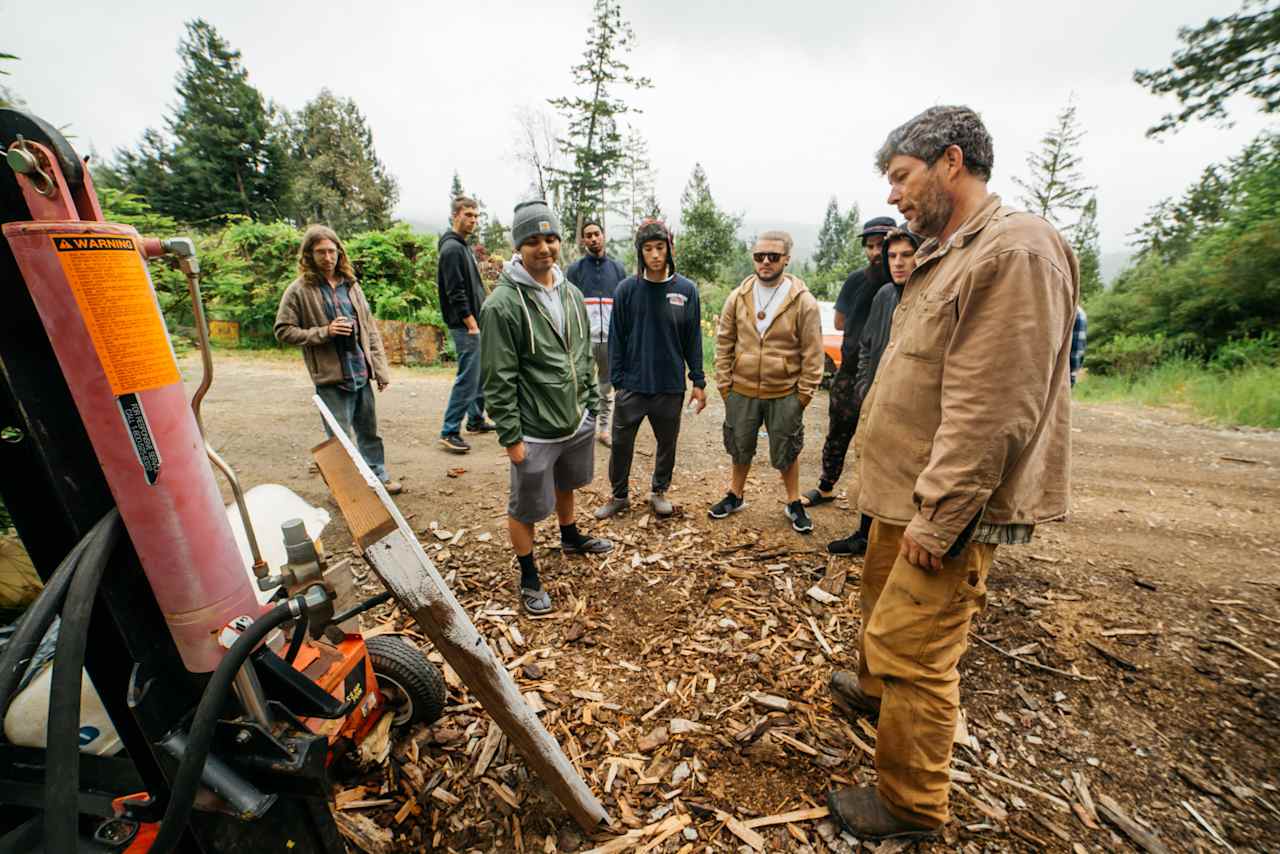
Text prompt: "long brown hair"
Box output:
[[298, 224, 357, 285]]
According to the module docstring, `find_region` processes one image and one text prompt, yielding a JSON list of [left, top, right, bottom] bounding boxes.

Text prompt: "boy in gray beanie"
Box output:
[[480, 200, 613, 615]]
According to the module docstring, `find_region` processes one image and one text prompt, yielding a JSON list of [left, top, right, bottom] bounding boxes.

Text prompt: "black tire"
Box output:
[[365, 635, 446, 727]]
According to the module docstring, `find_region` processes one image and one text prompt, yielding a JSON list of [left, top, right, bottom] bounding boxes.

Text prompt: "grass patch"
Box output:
[[1077, 358, 1280, 428]]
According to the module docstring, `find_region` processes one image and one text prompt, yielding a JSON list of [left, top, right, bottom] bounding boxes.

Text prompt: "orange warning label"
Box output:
[[51, 234, 180, 396]]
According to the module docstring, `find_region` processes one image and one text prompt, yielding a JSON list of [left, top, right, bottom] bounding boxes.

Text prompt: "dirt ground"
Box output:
[[192, 352, 1280, 853]]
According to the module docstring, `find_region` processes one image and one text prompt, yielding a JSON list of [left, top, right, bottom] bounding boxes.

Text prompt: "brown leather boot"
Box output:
[[826, 786, 938, 840], [828, 670, 881, 722]]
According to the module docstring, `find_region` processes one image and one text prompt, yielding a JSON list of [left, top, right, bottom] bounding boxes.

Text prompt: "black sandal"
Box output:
[[801, 488, 836, 507]]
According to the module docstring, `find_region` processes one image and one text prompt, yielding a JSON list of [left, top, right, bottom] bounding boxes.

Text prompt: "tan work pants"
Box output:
[[860, 520, 995, 827]]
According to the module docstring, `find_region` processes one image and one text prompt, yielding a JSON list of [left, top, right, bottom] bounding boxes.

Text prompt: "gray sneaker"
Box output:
[[648, 492, 673, 516], [593, 497, 628, 520]]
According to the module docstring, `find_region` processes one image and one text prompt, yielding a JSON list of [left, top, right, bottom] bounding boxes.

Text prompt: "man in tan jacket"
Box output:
[[825, 107, 1078, 840], [710, 231, 824, 533], [275, 225, 401, 494]]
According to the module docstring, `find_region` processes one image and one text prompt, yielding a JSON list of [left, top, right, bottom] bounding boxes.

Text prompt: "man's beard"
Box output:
[[912, 173, 954, 238], [757, 269, 783, 285]]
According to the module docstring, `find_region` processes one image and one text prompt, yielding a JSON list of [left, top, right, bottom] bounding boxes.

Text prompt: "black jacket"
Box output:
[[833, 264, 887, 368], [609, 273, 705, 394], [855, 282, 904, 403], [437, 231, 487, 329]]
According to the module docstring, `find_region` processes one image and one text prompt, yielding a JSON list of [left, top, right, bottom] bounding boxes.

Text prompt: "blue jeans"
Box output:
[[441, 327, 484, 437], [316, 383, 389, 481]]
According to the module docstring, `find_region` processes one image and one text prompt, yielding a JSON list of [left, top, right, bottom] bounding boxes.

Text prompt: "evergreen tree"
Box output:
[[678, 163, 740, 283], [1135, 0, 1280, 137], [1013, 98, 1095, 232], [618, 126, 656, 232], [813, 197, 851, 275], [0, 52, 23, 109], [479, 217, 511, 255], [547, 0, 653, 238], [450, 171, 465, 202], [642, 193, 664, 223], [1074, 195, 1103, 301], [286, 88, 399, 232], [111, 19, 289, 223]]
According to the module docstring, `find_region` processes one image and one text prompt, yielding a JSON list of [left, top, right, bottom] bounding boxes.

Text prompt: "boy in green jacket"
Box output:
[[480, 200, 614, 615]]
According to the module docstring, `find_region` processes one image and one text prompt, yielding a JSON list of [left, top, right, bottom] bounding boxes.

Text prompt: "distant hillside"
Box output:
[[1100, 250, 1132, 285], [401, 216, 445, 236]]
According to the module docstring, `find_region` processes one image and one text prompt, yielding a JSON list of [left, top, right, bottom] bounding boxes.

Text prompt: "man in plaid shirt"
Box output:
[[1070, 306, 1087, 387]]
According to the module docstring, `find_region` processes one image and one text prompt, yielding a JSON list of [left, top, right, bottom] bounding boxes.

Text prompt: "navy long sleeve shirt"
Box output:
[[609, 273, 705, 394]]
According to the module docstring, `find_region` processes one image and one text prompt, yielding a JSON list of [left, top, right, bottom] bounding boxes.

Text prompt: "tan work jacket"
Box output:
[[857, 194, 1079, 556], [274, 276, 390, 388], [714, 274, 825, 404]]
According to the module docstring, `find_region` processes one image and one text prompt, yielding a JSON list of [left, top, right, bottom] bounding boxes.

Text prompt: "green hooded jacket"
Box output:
[[479, 263, 599, 447]]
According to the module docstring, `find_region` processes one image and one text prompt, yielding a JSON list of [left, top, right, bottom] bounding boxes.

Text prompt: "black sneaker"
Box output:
[[828, 532, 868, 556], [562, 536, 614, 555], [708, 492, 746, 519], [785, 500, 814, 533], [439, 434, 471, 454], [466, 419, 497, 433]]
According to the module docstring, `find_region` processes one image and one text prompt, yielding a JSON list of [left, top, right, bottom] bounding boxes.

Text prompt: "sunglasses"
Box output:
[[752, 252, 784, 263]]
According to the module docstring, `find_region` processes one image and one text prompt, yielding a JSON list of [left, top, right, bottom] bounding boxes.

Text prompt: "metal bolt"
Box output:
[[236, 729, 252, 745], [5, 145, 37, 176]]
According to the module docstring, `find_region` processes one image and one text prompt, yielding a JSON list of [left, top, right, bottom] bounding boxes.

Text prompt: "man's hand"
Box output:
[[464, 316, 480, 336], [900, 531, 943, 572], [798, 393, 812, 408], [328, 316, 354, 337], [506, 441, 527, 464], [689, 386, 707, 414], [376, 378, 390, 392]]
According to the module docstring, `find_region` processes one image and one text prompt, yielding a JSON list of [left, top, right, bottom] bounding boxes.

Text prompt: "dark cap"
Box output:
[[860, 216, 897, 239]]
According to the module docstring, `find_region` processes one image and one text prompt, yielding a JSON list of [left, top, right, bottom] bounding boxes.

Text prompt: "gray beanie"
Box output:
[[511, 199, 562, 248]]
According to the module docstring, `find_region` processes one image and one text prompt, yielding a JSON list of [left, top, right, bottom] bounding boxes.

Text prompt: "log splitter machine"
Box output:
[[0, 108, 445, 852]]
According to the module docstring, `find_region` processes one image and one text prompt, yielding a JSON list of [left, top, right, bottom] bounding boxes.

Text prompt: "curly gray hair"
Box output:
[[875, 106, 994, 181]]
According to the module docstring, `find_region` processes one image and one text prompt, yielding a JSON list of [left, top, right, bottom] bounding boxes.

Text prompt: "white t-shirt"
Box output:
[[754, 276, 792, 336]]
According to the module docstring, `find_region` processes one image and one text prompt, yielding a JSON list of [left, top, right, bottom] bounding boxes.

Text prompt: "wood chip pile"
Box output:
[[329, 507, 1280, 853]]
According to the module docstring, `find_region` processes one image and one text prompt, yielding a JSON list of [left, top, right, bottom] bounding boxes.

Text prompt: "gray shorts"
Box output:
[[722, 390, 804, 470], [507, 418, 596, 524]]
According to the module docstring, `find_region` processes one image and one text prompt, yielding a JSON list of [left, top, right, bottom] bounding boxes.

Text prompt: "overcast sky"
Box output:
[[4, 0, 1271, 258]]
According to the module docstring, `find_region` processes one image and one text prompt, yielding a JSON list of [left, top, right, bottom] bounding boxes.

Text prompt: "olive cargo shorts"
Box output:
[[721, 390, 804, 471]]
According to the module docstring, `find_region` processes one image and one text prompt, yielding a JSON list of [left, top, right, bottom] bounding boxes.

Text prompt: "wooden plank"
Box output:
[[312, 396, 607, 833], [1096, 793, 1171, 854], [312, 437, 398, 550]]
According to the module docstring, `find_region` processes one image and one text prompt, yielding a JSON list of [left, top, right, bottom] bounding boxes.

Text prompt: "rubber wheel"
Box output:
[[365, 635, 446, 727]]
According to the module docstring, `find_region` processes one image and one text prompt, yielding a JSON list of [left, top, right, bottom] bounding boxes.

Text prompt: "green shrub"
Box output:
[[1084, 333, 1175, 376], [1210, 332, 1280, 372]]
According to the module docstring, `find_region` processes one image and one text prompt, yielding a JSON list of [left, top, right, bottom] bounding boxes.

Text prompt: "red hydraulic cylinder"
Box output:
[[2, 220, 261, 672]]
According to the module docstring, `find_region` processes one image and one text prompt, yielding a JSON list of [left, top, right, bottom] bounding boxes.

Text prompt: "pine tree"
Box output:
[[618, 126, 656, 232], [0, 53, 24, 109], [1135, 0, 1280, 137], [112, 19, 290, 223], [286, 88, 399, 233], [1013, 97, 1095, 232], [678, 163, 740, 283], [450, 171, 465, 202], [1073, 196, 1103, 301], [813, 197, 850, 275], [547, 0, 653, 238]]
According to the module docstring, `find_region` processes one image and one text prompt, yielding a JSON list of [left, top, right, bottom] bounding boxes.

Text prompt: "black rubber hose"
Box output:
[[44, 508, 122, 854], [0, 508, 119, 722], [147, 594, 303, 854], [330, 590, 394, 627], [283, 610, 308, 665]]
